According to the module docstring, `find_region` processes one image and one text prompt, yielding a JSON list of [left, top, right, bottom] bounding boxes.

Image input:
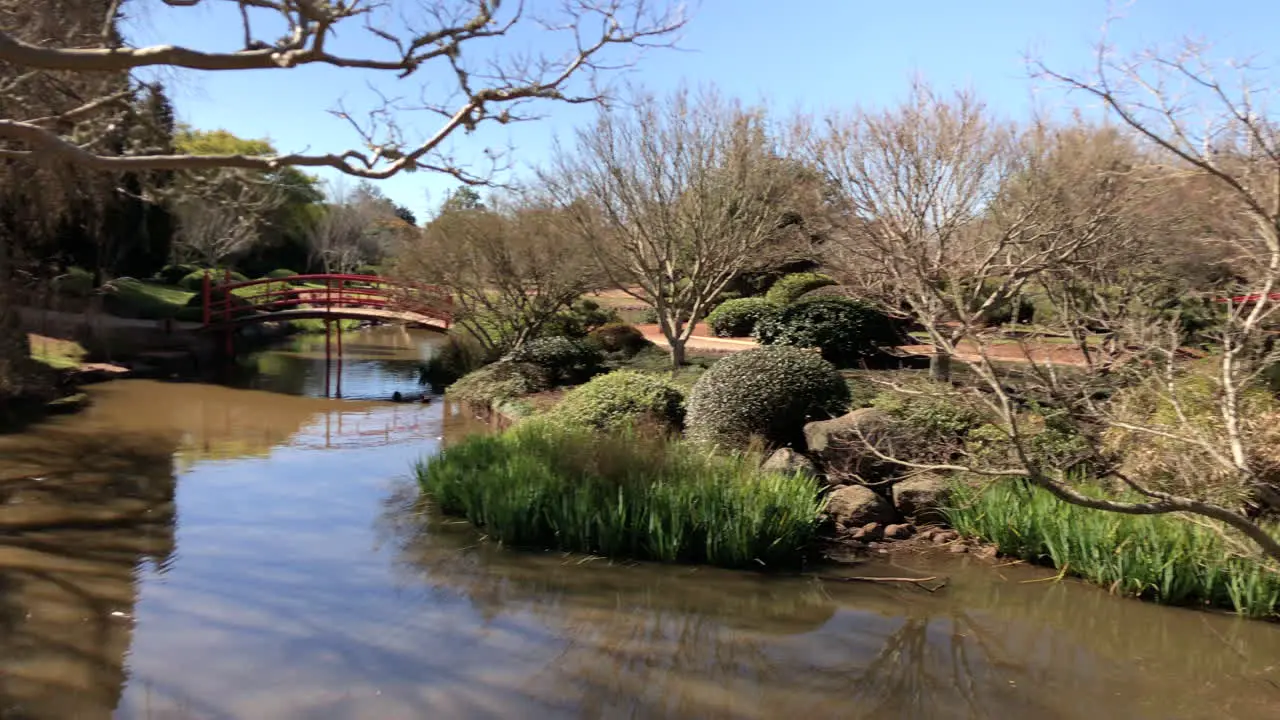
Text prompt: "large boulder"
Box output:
[[825, 484, 896, 530], [803, 407, 892, 483], [892, 473, 952, 525], [761, 447, 818, 479]]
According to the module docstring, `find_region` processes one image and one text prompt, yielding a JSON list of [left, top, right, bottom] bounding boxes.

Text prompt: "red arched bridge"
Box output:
[[200, 272, 453, 332]]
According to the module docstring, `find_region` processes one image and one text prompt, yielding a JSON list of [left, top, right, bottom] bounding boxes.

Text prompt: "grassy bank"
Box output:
[[27, 334, 87, 370], [947, 481, 1280, 618], [416, 422, 823, 568]]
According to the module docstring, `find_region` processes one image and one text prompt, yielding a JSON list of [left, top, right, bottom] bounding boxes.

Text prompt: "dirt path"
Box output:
[[634, 323, 758, 354], [632, 322, 1093, 367]]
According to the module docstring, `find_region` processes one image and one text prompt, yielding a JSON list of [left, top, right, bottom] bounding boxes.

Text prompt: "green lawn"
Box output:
[[28, 334, 87, 370], [105, 279, 194, 319]]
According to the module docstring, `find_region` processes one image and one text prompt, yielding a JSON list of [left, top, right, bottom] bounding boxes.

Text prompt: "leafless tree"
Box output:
[[0, 0, 684, 401], [544, 87, 811, 369], [394, 193, 599, 354], [810, 72, 1280, 561], [801, 83, 1043, 381], [170, 173, 282, 266], [0, 0, 686, 183], [306, 179, 400, 273]]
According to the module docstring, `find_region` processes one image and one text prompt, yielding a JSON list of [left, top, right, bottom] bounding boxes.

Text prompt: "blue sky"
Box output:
[[127, 0, 1279, 220]]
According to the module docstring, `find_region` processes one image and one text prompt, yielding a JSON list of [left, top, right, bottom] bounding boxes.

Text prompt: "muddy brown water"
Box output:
[[1, 326, 1278, 719]]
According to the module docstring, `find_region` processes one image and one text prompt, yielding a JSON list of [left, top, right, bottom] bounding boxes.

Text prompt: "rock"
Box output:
[[883, 523, 914, 541], [803, 408, 893, 483], [761, 447, 818, 479], [948, 543, 969, 554], [918, 528, 937, 542], [892, 473, 953, 525], [825, 485, 896, 529], [861, 522, 883, 540]]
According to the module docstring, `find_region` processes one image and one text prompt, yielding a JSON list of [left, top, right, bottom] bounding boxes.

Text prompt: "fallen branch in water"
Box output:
[[815, 573, 946, 592]]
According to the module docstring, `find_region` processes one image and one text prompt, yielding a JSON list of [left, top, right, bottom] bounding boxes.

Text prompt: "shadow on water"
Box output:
[[1, 326, 1279, 719], [0, 427, 178, 720]]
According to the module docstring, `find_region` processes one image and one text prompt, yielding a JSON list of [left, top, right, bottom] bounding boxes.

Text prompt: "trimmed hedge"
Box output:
[[506, 336, 603, 386], [54, 267, 96, 298], [155, 263, 200, 286], [705, 297, 779, 338], [547, 370, 685, 433], [764, 272, 836, 305], [753, 296, 897, 366], [179, 268, 248, 292], [586, 322, 651, 358], [265, 268, 298, 280], [686, 346, 850, 450], [447, 360, 552, 409]]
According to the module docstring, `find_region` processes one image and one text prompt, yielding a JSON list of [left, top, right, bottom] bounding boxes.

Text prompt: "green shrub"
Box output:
[[964, 406, 1094, 475], [795, 284, 854, 302], [54, 267, 96, 298], [447, 360, 552, 409], [155, 263, 200, 286], [686, 346, 850, 450], [265, 268, 298, 280], [948, 480, 1280, 618], [753, 297, 897, 366], [547, 370, 685, 433], [705, 298, 779, 337], [872, 389, 985, 438], [420, 330, 493, 390], [507, 336, 602, 385], [355, 264, 381, 277], [764, 272, 836, 305], [179, 268, 248, 292], [417, 422, 824, 567], [586, 322, 651, 358], [541, 298, 621, 338]]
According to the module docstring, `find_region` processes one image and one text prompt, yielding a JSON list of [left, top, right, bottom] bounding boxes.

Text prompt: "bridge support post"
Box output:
[[336, 317, 343, 399], [324, 318, 332, 398]]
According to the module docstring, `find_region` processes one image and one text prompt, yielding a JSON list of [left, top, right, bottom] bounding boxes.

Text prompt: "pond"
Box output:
[[0, 326, 1278, 719]]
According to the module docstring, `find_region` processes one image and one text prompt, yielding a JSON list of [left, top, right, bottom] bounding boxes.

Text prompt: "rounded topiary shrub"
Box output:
[[686, 346, 850, 450], [507, 336, 603, 385], [795, 284, 854, 302], [705, 297, 779, 338], [355, 264, 381, 277], [548, 370, 685, 433], [764, 272, 836, 305], [265, 268, 298, 280], [54, 267, 96, 298], [753, 297, 896, 367], [179, 268, 248, 292], [179, 285, 256, 322], [586, 322, 651, 358], [448, 360, 552, 409], [156, 263, 200, 286]]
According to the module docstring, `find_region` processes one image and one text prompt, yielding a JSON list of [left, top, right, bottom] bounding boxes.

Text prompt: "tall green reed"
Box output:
[[947, 480, 1280, 618], [416, 421, 824, 569]]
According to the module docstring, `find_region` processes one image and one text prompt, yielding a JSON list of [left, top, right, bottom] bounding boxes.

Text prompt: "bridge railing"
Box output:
[[201, 271, 453, 329]]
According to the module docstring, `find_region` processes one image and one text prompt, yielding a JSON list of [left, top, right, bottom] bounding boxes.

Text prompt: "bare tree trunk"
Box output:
[[928, 350, 952, 382], [669, 337, 686, 370], [0, 237, 37, 400]]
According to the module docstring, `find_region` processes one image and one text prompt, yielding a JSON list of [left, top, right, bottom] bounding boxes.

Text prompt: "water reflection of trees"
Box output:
[[0, 428, 179, 720], [379, 485, 1280, 719]]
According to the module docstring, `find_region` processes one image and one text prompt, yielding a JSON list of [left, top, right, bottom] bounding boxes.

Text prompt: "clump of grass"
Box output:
[[416, 422, 824, 568], [948, 480, 1280, 618]]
